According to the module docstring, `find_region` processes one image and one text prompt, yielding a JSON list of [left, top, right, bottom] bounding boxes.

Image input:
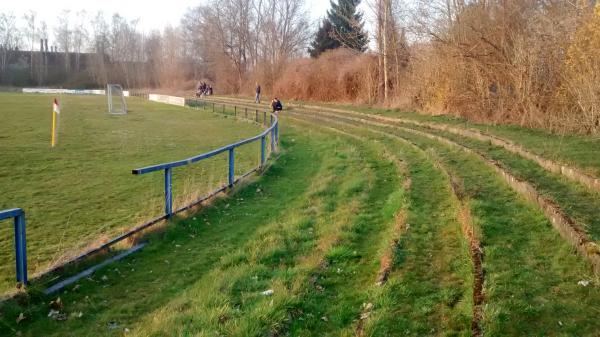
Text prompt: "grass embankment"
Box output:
[[0, 93, 262, 293], [406, 123, 600, 244], [287, 112, 600, 335], [295, 100, 600, 178], [4, 94, 600, 336], [293, 108, 600, 247], [211, 95, 600, 178], [0, 125, 407, 336], [289, 117, 474, 335]]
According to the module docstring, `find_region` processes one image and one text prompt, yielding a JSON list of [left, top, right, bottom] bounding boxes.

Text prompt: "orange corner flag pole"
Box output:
[[51, 98, 60, 147]]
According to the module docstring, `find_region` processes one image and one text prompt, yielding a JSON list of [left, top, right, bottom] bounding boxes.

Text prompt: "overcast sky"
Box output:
[[6, 0, 375, 50], [7, 0, 355, 32]]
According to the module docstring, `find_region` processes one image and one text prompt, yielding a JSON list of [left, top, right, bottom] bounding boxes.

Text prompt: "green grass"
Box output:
[[214, 95, 600, 178], [298, 101, 600, 178], [287, 116, 473, 336], [3, 94, 600, 336], [407, 124, 600, 243], [0, 125, 403, 336], [282, 134, 411, 336], [287, 112, 600, 335], [0, 93, 262, 293]]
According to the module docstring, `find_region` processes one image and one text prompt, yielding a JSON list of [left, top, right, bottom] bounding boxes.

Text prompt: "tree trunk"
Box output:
[[377, 0, 385, 101], [383, 0, 390, 101]]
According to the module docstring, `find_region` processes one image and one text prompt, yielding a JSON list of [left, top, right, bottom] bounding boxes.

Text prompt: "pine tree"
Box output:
[[308, 19, 340, 58], [327, 0, 368, 52], [308, 0, 368, 58]]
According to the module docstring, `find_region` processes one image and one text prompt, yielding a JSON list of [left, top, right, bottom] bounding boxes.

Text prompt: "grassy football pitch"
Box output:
[[0, 93, 262, 293]]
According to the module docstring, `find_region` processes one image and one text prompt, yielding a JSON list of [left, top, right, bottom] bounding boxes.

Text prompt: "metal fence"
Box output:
[[0, 208, 27, 285], [0, 97, 279, 289], [133, 101, 279, 219]]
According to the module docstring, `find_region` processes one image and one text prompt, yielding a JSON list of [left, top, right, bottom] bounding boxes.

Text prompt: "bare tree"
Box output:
[[0, 13, 21, 78], [23, 10, 36, 78], [90, 12, 109, 85], [36, 20, 48, 85], [54, 10, 72, 73], [72, 10, 88, 72], [182, 0, 311, 93]]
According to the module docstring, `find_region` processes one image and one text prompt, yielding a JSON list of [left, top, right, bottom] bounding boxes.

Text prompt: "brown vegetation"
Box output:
[[273, 1, 600, 134], [2, 0, 599, 133]]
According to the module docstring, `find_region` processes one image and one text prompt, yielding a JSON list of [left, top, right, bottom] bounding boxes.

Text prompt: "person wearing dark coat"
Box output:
[[255, 83, 262, 103], [271, 98, 283, 113]]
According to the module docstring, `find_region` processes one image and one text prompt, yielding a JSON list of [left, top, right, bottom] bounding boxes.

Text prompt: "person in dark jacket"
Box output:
[[255, 83, 261, 103], [271, 98, 283, 113]]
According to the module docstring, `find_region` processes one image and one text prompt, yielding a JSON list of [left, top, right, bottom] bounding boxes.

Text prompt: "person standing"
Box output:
[[255, 83, 262, 103]]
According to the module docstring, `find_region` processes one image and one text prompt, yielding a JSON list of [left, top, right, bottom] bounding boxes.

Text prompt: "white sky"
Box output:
[[7, 0, 372, 48], [7, 0, 335, 30]]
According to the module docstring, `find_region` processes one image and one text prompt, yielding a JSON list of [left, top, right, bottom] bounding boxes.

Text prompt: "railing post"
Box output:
[[14, 212, 27, 285], [165, 168, 173, 217], [261, 136, 266, 167], [271, 128, 276, 154], [228, 148, 235, 187]]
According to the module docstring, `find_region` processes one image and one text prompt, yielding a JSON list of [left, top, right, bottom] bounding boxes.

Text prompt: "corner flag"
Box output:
[[51, 98, 60, 147], [53, 98, 60, 114]]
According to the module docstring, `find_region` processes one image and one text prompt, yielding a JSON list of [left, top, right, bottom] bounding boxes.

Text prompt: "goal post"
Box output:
[[107, 84, 127, 115]]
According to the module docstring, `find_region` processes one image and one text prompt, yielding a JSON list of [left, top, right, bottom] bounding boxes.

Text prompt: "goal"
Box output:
[[107, 84, 127, 115]]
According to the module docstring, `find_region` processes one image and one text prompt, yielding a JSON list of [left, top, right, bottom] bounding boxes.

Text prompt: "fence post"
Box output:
[[228, 148, 235, 187], [234, 106, 237, 117], [271, 128, 276, 154], [263, 111, 266, 125], [165, 168, 173, 217], [255, 110, 258, 122], [212, 103, 215, 112], [14, 212, 27, 285], [245, 108, 248, 119], [223, 104, 225, 114], [261, 136, 266, 167]]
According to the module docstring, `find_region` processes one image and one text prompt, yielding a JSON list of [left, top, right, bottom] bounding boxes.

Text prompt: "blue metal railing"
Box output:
[[0, 100, 279, 291], [132, 111, 279, 218], [0, 208, 27, 285]]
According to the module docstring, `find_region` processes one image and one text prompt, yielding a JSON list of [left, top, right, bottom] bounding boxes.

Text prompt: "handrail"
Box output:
[[0, 98, 279, 291], [0, 208, 27, 286], [132, 114, 278, 175], [132, 104, 279, 219]]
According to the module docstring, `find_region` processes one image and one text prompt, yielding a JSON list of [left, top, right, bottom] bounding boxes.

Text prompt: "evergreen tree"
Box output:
[[308, 19, 340, 58], [308, 0, 368, 58]]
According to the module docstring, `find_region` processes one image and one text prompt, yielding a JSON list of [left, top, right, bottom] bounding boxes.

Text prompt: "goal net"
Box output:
[[107, 84, 127, 115]]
